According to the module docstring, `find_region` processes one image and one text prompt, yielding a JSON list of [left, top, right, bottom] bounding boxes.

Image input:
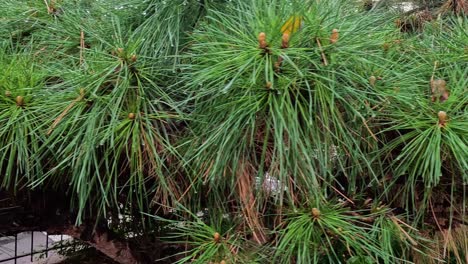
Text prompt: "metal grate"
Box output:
[[0, 231, 76, 264]]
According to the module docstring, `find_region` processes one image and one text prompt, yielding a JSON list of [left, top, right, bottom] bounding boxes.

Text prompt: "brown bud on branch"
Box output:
[[312, 208, 321, 218], [258, 32, 267, 49], [330, 29, 339, 44], [15, 96, 24, 107], [281, 33, 290, 49], [369, 76, 376, 87], [213, 232, 221, 243], [431, 79, 449, 103], [274, 57, 284, 73], [438, 111, 447, 127]]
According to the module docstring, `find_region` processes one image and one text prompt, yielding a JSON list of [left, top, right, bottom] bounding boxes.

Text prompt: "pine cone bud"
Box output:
[[282, 33, 290, 49], [369, 76, 376, 87], [312, 208, 321, 218], [213, 232, 221, 243], [431, 79, 449, 103], [330, 29, 339, 44], [16, 96, 24, 106], [438, 111, 447, 127], [258, 32, 267, 49], [116, 48, 124, 57]]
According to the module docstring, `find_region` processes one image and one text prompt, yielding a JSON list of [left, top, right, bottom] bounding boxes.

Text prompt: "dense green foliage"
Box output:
[[0, 0, 466, 263]]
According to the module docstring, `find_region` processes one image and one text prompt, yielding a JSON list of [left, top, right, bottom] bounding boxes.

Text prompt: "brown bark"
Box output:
[[59, 225, 139, 264]]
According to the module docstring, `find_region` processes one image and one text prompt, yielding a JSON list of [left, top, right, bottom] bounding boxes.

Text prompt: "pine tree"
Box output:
[[0, 0, 466, 263]]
